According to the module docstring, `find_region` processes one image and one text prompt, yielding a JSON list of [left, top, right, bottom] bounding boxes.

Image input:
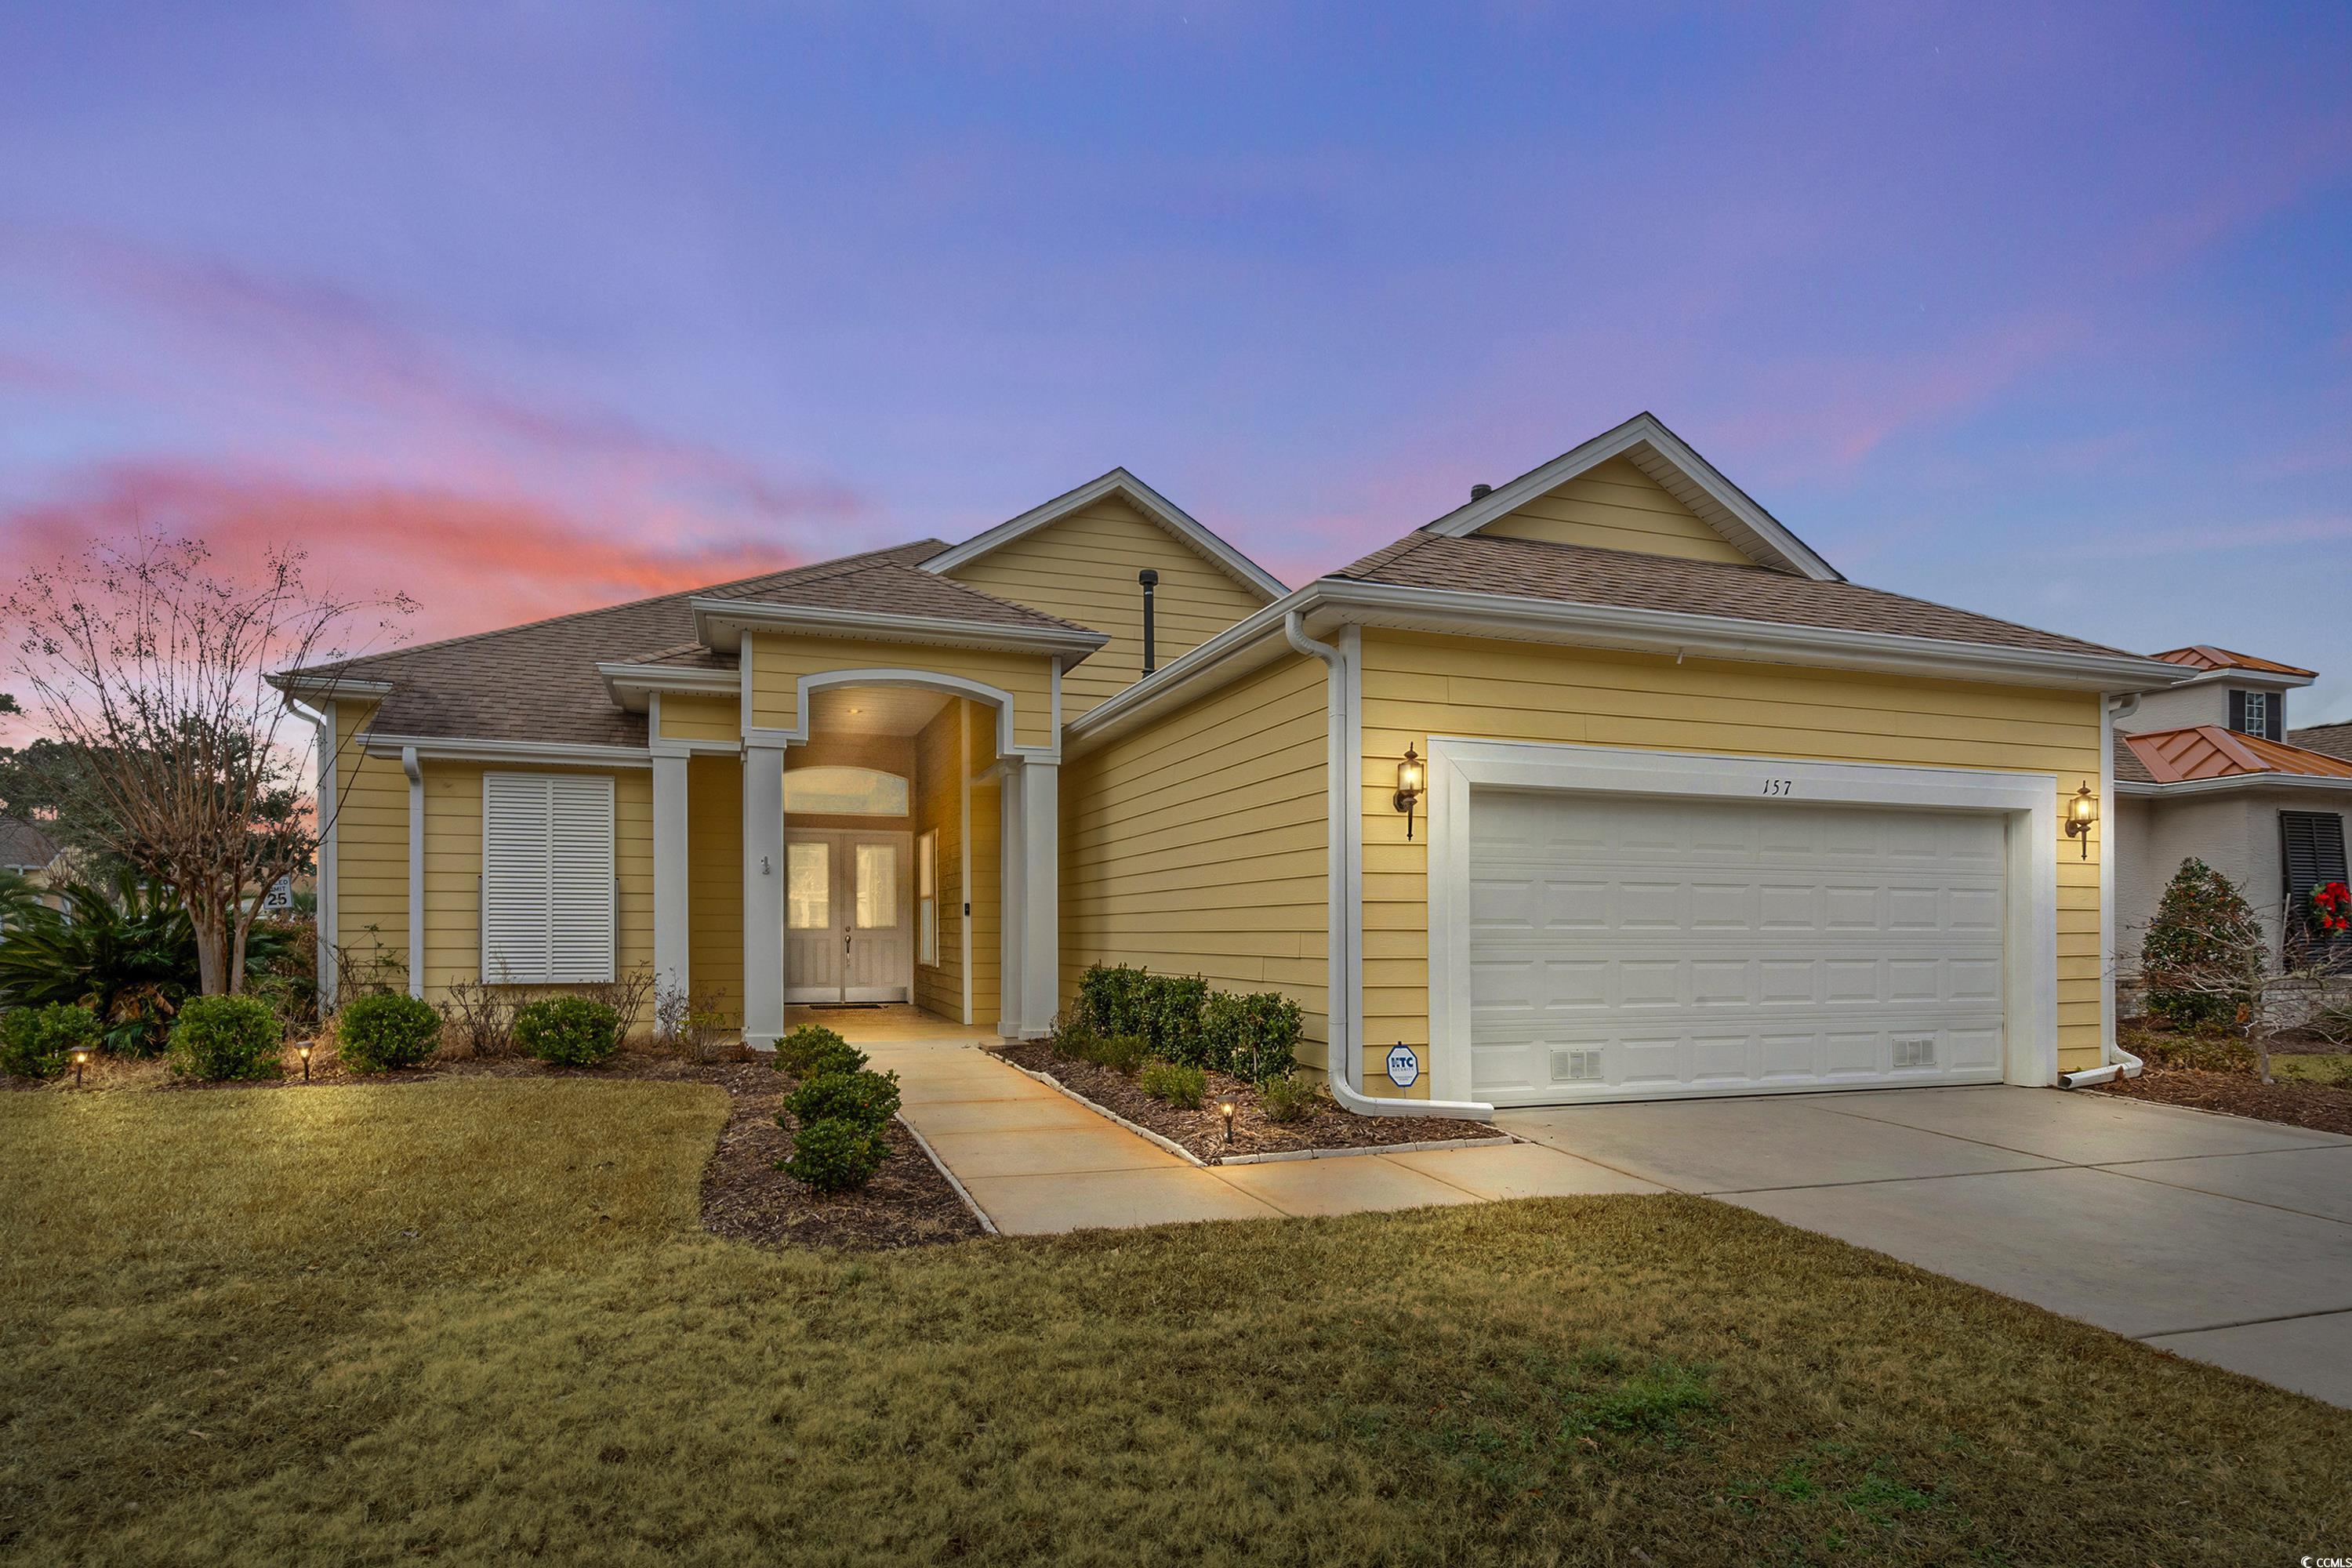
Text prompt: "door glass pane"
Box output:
[[786, 841, 829, 929], [783, 766, 909, 816], [855, 844, 897, 929]]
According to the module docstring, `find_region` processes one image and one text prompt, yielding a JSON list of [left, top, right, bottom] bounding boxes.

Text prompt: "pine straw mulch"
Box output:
[[2098, 1064, 2352, 1138], [8, 1039, 987, 1250], [989, 1041, 1501, 1163]]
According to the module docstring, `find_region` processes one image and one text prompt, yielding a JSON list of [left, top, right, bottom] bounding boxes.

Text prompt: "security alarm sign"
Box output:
[[1385, 1044, 1420, 1088]]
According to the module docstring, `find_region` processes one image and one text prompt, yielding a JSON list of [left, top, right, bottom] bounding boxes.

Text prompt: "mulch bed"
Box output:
[[2098, 1065, 2352, 1138], [697, 1060, 985, 1251], [990, 1041, 1501, 1162], [8, 1041, 988, 1250]]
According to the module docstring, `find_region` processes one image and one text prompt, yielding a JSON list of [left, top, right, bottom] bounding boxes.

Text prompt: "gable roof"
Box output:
[[917, 467, 1288, 600], [0, 816, 57, 872], [1334, 528, 2130, 660], [2119, 724, 2352, 786], [2151, 645, 2317, 679], [1418, 412, 1842, 582], [283, 540, 949, 747]]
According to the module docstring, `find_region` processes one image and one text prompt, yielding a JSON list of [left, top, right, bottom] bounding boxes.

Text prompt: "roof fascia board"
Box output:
[[361, 733, 655, 769], [594, 660, 740, 711], [2158, 665, 2314, 691], [267, 673, 394, 700], [2118, 774, 2352, 798], [918, 467, 1288, 600], [1421, 413, 1843, 583], [1065, 576, 2189, 755], [689, 597, 1107, 664], [1309, 579, 2189, 693]]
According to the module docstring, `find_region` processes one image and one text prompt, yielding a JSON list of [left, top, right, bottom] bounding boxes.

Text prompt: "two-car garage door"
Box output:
[[1468, 789, 2006, 1106]]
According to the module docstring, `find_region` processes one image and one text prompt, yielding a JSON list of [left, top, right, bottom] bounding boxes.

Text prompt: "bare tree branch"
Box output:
[[4, 532, 412, 996]]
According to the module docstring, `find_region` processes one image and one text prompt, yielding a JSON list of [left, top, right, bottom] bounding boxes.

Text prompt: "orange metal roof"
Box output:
[[2122, 724, 2352, 784], [2148, 644, 2318, 677]]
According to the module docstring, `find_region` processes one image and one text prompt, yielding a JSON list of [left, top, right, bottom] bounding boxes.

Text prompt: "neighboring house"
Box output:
[[2113, 647, 2352, 963], [0, 816, 61, 927], [276, 412, 2184, 1112]]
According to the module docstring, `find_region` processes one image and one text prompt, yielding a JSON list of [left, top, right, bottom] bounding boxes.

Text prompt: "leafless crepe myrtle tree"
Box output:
[[5, 534, 410, 996]]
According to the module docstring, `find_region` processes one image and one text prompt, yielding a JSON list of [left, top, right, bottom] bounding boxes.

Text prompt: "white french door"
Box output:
[[783, 829, 914, 1004]]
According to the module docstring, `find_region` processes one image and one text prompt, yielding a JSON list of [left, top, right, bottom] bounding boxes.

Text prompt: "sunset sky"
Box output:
[[4, 4, 2350, 718]]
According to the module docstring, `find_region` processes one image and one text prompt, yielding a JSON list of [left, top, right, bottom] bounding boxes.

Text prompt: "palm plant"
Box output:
[[0, 871, 285, 1055]]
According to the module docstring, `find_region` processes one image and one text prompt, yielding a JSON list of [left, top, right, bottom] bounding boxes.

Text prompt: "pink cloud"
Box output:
[[3, 460, 802, 646]]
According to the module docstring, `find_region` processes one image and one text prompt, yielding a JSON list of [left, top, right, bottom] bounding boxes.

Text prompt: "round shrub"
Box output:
[[169, 995, 283, 1081], [779, 1116, 887, 1192], [336, 991, 443, 1073], [0, 1004, 102, 1080], [784, 1067, 901, 1131], [773, 1022, 865, 1079], [1140, 1058, 1207, 1109], [1257, 1071, 1318, 1124], [514, 996, 622, 1066]]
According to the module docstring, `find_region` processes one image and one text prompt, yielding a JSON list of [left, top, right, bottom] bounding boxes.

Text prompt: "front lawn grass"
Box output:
[[5, 1082, 2347, 1566]]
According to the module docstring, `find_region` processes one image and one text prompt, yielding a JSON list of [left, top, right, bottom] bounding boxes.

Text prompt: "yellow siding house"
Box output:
[[278, 416, 2182, 1112]]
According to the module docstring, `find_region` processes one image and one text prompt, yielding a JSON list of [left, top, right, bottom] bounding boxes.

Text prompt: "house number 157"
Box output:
[[1760, 779, 1794, 796]]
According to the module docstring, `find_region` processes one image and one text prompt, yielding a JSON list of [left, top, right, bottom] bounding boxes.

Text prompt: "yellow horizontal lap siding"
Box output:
[[1358, 630, 2110, 1092], [688, 756, 745, 1027], [912, 700, 966, 1022], [658, 692, 739, 742], [418, 763, 653, 1011], [331, 702, 408, 981], [1473, 455, 1754, 564], [1059, 652, 1330, 1063], [944, 495, 1273, 722], [746, 633, 1057, 753]]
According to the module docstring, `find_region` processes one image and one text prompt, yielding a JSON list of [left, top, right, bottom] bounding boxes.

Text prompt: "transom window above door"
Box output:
[[783, 765, 909, 816]]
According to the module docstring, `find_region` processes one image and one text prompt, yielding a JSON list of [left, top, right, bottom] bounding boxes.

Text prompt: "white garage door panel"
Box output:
[[1468, 790, 2005, 1105]]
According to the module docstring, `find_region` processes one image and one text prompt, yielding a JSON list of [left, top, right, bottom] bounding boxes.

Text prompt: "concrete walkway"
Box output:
[[827, 1009, 1653, 1235], [1501, 1085, 2352, 1407]]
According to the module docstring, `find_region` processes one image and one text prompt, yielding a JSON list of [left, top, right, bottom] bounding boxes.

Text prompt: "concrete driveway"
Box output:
[[1499, 1085, 2352, 1406]]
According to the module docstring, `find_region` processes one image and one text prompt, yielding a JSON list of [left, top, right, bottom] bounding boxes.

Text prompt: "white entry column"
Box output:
[[997, 762, 1025, 1038], [652, 752, 690, 1003], [742, 742, 787, 1048], [1018, 758, 1059, 1037]]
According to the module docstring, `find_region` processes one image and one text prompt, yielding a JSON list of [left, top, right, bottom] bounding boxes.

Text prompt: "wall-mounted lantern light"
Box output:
[[2063, 781, 2098, 858], [1395, 745, 1426, 840]]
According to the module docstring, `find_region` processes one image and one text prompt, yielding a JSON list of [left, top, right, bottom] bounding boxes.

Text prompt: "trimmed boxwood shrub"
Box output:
[[0, 1004, 101, 1080], [785, 1067, 901, 1130], [336, 991, 443, 1073], [514, 996, 622, 1066], [774, 1022, 866, 1079], [1076, 964, 1210, 1065], [1200, 990, 1305, 1082], [169, 995, 283, 1081], [781, 1117, 888, 1192]]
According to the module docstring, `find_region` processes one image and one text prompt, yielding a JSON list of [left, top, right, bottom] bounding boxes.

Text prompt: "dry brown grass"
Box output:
[[4, 1080, 2348, 1566]]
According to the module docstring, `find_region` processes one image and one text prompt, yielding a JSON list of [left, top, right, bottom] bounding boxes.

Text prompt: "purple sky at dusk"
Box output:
[[4, 4, 2350, 719]]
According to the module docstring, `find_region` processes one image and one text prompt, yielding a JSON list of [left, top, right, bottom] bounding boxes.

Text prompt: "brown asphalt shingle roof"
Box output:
[[1334, 529, 2137, 661], [0, 816, 58, 871], [296, 541, 960, 746], [2290, 721, 2352, 764]]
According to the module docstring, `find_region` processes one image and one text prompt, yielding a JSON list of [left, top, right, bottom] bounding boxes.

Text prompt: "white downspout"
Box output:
[[2060, 691, 2145, 1089], [284, 693, 337, 1012], [1284, 610, 1496, 1119]]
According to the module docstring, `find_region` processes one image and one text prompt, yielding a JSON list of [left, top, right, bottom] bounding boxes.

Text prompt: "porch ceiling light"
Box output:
[[2063, 780, 2097, 858], [1395, 745, 1426, 840]]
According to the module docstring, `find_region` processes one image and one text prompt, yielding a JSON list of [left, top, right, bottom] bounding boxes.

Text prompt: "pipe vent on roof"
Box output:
[[1470, 484, 1492, 501], [1138, 568, 1160, 674]]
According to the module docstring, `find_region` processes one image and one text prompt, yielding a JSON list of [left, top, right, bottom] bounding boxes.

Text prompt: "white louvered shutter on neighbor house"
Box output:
[[481, 773, 615, 985]]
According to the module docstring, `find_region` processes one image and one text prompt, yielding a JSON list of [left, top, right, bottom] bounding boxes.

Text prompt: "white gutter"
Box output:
[[361, 733, 655, 769], [2063, 691, 2145, 1091], [689, 597, 1107, 663], [2116, 772, 2352, 798], [1284, 610, 1497, 1120]]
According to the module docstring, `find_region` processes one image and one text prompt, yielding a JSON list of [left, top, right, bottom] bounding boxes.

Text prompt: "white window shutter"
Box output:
[[481, 773, 615, 985]]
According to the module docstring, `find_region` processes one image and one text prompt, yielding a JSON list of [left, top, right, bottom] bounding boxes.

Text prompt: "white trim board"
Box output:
[[917, 466, 1289, 601], [746, 666, 1058, 762], [1421, 738, 2063, 1105], [1421, 412, 1844, 582]]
